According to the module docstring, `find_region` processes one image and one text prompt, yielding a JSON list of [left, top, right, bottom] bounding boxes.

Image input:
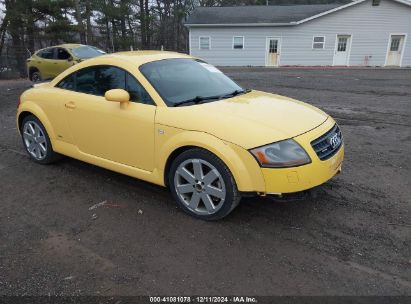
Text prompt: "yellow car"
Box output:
[[26, 44, 106, 82], [17, 51, 344, 220]]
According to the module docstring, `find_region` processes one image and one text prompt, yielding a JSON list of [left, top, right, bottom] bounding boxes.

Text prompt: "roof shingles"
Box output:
[[185, 4, 345, 25]]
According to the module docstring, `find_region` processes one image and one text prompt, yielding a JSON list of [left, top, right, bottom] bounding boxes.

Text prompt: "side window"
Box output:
[[57, 74, 75, 91], [76, 67, 99, 95], [38, 48, 54, 59], [56, 48, 71, 60], [96, 66, 126, 95], [57, 66, 148, 103], [126, 73, 154, 105], [69, 65, 125, 96]]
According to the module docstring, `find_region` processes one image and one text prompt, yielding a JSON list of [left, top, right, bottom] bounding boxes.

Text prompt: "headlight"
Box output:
[[250, 139, 311, 168]]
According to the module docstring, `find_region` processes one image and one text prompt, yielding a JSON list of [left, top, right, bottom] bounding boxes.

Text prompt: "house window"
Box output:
[[313, 36, 325, 49], [199, 37, 210, 50], [233, 36, 244, 49]]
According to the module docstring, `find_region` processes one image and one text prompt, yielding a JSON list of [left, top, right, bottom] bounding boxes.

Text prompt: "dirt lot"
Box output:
[[0, 68, 410, 296]]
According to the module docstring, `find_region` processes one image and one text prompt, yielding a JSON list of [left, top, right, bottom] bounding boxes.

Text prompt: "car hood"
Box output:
[[156, 90, 329, 149], [32, 82, 51, 88]]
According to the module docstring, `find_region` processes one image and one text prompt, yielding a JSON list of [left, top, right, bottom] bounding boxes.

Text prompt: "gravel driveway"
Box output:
[[0, 68, 410, 296]]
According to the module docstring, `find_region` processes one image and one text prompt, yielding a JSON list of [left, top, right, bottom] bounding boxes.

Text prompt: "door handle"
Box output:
[[65, 101, 76, 109]]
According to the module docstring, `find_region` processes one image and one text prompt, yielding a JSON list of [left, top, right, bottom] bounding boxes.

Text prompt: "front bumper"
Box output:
[[262, 118, 344, 194]]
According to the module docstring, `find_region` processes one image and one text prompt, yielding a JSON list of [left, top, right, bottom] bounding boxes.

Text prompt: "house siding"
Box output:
[[188, 0, 411, 66]]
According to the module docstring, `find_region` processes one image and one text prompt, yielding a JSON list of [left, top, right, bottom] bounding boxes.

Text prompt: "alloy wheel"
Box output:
[[23, 121, 47, 160], [31, 72, 41, 82], [174, 159, 226, 215]]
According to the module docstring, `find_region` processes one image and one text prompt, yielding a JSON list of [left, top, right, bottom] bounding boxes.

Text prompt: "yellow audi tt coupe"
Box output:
[[17, 51, 344, 220]]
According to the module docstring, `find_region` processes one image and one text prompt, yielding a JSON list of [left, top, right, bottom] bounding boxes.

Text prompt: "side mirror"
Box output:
[[105, 89, 130, 109], [67, 56, 73, 62]]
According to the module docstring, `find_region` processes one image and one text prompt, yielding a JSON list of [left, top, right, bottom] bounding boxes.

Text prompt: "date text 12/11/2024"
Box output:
[[149, 296, 258, 303]]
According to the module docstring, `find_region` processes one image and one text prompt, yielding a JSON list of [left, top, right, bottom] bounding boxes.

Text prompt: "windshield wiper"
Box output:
[[173, 89, 251, 107], [173, 95, 222, 107], [221, 89, 251, 99]]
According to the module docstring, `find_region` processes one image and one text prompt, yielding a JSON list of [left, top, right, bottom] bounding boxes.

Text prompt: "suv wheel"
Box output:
[[31, 71, 42, 82]]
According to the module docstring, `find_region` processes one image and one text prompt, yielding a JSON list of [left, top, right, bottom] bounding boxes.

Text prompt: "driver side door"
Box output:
[[58, 65, 156, 171]]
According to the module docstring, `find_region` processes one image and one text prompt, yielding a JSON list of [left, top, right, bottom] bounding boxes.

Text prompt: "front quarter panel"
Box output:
[[17, 87, 69, 143], [17, 90, 56, 140], [155, 124, 266, 192]]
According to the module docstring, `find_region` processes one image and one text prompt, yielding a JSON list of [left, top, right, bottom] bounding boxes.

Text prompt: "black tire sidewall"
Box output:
[[168, 148, 240, 221], [20, 115, 58, 164], [31, 71, 42, 82]]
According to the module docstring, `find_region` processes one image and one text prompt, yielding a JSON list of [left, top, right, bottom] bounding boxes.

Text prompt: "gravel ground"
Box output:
[[0, 68, 410, 296]]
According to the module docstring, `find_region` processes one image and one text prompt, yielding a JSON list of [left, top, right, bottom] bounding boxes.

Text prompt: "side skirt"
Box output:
[[53, 140, 165, 187]]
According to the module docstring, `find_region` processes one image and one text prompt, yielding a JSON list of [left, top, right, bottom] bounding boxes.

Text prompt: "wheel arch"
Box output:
[[17, 106, 56, 141], [163, 145, 197, 187], [159, 131, 265, 192], [17, 111, 33, 132]]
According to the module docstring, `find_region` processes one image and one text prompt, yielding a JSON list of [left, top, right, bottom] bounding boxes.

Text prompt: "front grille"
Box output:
[[311, 124, 343, 161]]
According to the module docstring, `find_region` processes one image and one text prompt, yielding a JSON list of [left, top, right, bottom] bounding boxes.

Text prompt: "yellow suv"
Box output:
[[27, 44, 105, 82]]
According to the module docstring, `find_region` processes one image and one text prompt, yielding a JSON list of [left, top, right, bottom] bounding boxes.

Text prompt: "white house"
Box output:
[[185, 0, 411, 67]]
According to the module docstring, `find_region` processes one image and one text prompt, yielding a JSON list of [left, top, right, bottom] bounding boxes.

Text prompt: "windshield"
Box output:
[[139, 59, 244, 106], [71, 46, 106, 59]]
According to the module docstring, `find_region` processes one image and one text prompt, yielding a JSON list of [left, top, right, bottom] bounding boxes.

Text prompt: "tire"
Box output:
[[168, 148, 241, 221], [31, 70, 42, 82], [20, 115, 61, 164]]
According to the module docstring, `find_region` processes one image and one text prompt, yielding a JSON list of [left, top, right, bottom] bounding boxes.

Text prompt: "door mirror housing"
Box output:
[[105, 89, 130, 108], [67, 56, 73, 62]]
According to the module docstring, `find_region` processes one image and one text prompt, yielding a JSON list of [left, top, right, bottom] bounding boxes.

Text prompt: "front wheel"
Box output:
[[169, 148, 241, 220], [21, 115, 61, 164]]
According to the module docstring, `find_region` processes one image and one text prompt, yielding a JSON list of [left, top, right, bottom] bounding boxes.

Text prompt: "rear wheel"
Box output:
[[169, 148, 241, 220], [31, 70, 42, 82], [21, 115, 61, 164]]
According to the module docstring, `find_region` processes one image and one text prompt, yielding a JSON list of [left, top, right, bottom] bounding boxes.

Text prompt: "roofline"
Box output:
[[185, 22, 296, 27], [294, 0, 367, 25], [185, 0, 411, 28], [394, 0, 411, 6]]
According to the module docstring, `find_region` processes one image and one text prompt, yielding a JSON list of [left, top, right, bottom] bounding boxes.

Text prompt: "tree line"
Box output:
[[0, 0, 349, 77]]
